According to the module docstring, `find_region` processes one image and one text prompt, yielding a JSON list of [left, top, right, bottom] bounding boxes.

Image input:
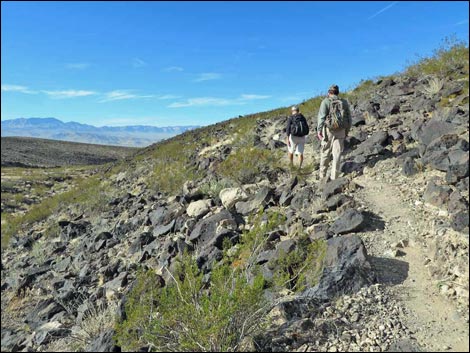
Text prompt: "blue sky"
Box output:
[[1, 1, 469, 127]]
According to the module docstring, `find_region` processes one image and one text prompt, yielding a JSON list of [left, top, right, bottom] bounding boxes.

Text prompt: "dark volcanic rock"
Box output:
[[422, 134, 469, 178], [303, 235, 374, 299], [402, 157, 418, 177], [321, 178, 349, 201], [153, 220, 175, 237], [235, 187, 273, 215], [423, 180, 452, 208], [189, 210, 236, 244], [329, 209, 365, 235]]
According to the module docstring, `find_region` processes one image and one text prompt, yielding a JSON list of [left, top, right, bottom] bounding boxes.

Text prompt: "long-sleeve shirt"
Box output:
[[317, 95, 351, 133]]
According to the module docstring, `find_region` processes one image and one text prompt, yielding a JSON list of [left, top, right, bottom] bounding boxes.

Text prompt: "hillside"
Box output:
[[1, 137, 138, 167], [1, 42, 469, 352], [1, 118, 199, 147]]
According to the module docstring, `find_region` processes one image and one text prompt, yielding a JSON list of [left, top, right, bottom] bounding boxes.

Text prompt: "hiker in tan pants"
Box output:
[[317, 84, 351, 180]]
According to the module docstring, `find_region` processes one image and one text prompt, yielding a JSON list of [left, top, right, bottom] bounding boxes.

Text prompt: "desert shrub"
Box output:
[[232, 209, 287, 270], [198, 178, 234, 200], [272, 234, 327, 293], [148, 139, 202, 195], [217, 147, 282, 185], [406, 36, 469, 78], [115, 255, 268, 352]]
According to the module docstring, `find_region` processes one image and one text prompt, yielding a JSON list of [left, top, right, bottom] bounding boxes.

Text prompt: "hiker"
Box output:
[[317, 84, 352, 181], [286, 105, 309, 169]]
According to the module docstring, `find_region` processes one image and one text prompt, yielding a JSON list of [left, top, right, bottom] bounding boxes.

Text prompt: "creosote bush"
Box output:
[[272, 234, 327, 293], [115, 255, 268, 352]]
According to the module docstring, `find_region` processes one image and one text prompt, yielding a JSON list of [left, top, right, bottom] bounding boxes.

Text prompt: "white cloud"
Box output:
[[240, 94, 271, 100], [132, 58, 147, 68], [168, 94, 270, 108], [162, 66, 184, 72], [1, 84, 36, 94], [99, 90, 154, 103], [455, 19, 469, 26], [157, 94, 182, 100], [368, 1, 398, 20], [194, 72, 222, 82], [66, 63, 90, 70], [42, 90, 97, 98], [168, 97, 235, 108]]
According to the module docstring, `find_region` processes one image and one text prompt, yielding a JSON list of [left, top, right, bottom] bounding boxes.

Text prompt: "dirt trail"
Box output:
[[353, 174, 469, 352]]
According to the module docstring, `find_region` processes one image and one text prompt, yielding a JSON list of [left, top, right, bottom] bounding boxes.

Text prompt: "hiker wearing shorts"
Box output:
[[317, 84, 352, 181], [286, 106, 309, 169]]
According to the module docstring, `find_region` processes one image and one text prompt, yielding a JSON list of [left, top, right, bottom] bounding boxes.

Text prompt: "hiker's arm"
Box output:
[[286, 116, 291, 137], [317, 100, 328, 139]]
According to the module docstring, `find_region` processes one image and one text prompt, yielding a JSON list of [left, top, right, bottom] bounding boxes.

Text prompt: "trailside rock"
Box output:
[[303, 235, 374, 299], [235, 187, 273, 215], [423, 180, 452, 209], [321, 178, 349, 201], [329, 208, 365, 235], [219, 187, 248, 209], [188, 210, 236, 244]]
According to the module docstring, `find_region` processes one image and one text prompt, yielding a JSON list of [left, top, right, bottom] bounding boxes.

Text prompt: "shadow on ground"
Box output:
[[362, 210, 386, 232], [369, 256, 409, 286]]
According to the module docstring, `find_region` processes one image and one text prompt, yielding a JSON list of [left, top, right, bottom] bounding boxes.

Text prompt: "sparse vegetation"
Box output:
[[217, 145, 283, 185], [272, 234, 326, 293], [147, 139, 202, 195], [1, 175, 111, 248], [115, 255, 268, 352], [406, 36, 469, 79]]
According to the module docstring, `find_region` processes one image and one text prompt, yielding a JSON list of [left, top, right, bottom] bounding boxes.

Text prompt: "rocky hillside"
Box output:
[[1, 137, 138, 167], [1, 43, 468, 352]]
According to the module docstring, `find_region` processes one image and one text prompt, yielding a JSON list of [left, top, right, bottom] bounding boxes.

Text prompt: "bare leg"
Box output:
[[288, 152, 294, 167], [299, 154, 304, 169]]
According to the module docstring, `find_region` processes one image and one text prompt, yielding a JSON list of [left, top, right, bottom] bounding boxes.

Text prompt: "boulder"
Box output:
[[321, 178, 349, 201], [153, 219, 175, 237], [329, 209, 365, 235], [219, 187, 248, 209], [423, 180, 452, 208], [422, 134, 469, 178], [186, 199, 212, 219], [290, 186, 315, 210], [303, 235, 374, 299], [402, 157, 418, 177], [189, 210, 236, 244], [235, 187, 273, 215]]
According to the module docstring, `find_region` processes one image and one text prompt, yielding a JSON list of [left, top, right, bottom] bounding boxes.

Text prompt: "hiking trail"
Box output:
[[352, 174, 468, 352]]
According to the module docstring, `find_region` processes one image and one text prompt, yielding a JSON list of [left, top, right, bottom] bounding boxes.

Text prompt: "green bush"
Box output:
[[272, 234, 326, 293], [147, 139, 202, 195], [217, 146, 282, 185], [115, 255, 268, 352], [232, 210, 286, 270], [406, 36, 469, 78]]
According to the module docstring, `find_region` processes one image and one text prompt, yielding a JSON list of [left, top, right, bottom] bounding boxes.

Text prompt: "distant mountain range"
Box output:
[[1, 117, 200, 147]]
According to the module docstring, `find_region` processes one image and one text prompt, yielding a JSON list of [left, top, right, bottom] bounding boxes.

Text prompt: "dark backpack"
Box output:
[[291, 114, 309, 137], [326, 97, 350, 131]]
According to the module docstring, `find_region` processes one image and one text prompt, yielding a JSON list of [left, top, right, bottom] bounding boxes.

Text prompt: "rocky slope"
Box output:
[[1, 47, 469, 352], [1, 137, 138, 167]]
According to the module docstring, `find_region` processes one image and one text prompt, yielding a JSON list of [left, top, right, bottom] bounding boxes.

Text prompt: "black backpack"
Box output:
[[291, 114, 309, 137]]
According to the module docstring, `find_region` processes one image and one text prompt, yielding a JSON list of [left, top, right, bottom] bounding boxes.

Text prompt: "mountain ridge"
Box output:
[[1, 117, 200, 147]]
